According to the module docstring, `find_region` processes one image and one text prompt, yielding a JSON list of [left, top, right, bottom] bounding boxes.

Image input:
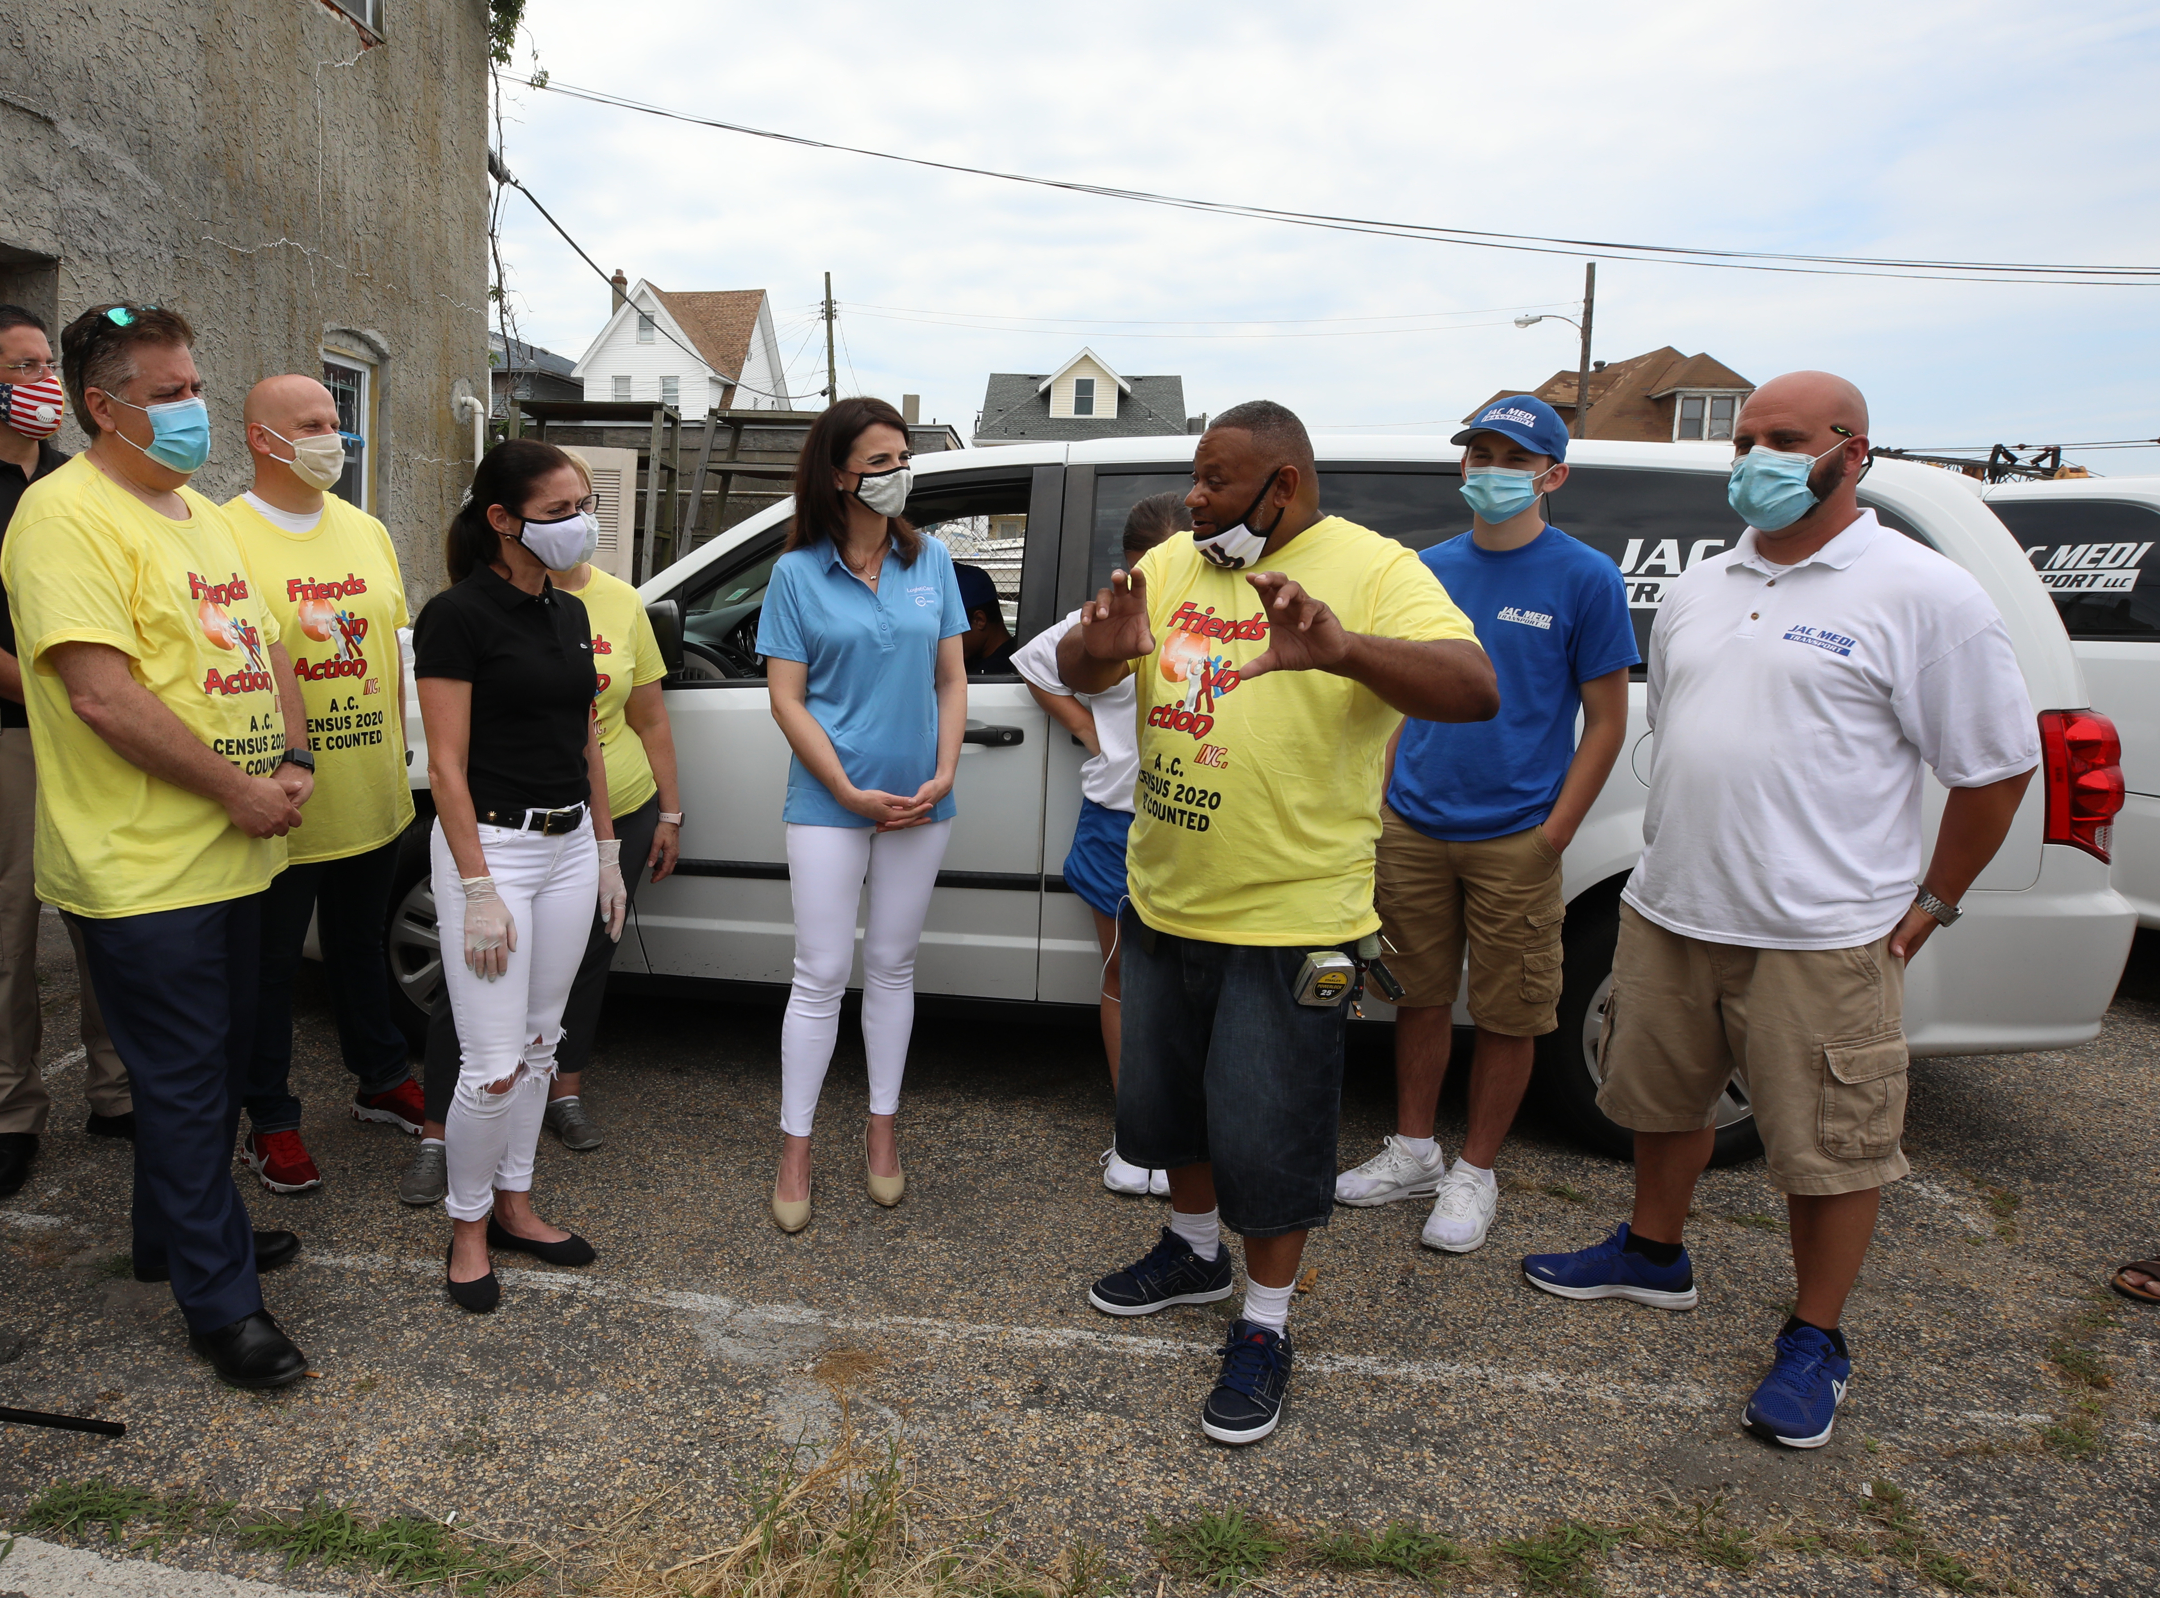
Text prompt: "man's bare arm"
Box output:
[[1887, 768, 2036, 961], [0, 647, 21, 705], [47, 640, 302, 837], [1541, 668, 1631, 851], [1330, 633, 1498, 723]]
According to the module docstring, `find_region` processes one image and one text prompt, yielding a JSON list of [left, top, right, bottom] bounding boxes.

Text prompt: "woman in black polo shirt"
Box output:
[[415, 439, 627, 1313]]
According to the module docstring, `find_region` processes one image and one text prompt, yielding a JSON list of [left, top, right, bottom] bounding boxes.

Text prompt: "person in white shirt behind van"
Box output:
[[1522, 372, 2041, 1453], [1012, 491, 1188, 1197]]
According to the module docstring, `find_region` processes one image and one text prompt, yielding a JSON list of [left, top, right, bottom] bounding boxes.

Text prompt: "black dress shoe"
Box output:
[[0, 1131, 35, 1198], [188, 1309, 307, 1389], [85, 1111, 135, 1140], [444, 1242, 499, 1313], [134, 1230, 302, 1283], [486, 1215, 595, 1267]]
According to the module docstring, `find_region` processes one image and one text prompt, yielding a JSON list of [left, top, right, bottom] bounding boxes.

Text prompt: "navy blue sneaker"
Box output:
[[1088, 1226, 1235, 1316], [1202, 1319, 1293, 1445], [1521, 1223, 1699, 1310], [1744, 1324, 1851, 1448]]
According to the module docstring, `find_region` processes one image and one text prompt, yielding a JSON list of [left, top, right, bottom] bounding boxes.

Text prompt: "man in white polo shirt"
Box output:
[[1521, 371, 2040, 1451]]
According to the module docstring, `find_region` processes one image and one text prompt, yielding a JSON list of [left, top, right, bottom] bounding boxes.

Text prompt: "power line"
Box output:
[[843, 308, 1526, 341], [842, 298, 1577, 327], [526, 77, 2160, 288]]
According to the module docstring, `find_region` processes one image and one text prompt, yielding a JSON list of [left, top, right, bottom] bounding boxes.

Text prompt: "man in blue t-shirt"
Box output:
[[1336, 395, 1638, 1253]]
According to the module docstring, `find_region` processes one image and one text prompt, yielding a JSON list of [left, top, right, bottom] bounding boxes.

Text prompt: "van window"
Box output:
[[674, 472, 1038, 682], [1992, 499, 2160, 641]]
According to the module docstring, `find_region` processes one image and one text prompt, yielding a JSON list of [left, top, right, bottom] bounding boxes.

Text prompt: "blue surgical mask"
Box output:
[[108, 393, 212, 474], [1460, 463, 1558, 524], [1727, 440, 1848, 532]]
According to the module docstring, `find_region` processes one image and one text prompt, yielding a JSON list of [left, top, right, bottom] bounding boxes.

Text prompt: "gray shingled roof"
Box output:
[[490, 332, 578, 378], [973, 372, 1193, 442]]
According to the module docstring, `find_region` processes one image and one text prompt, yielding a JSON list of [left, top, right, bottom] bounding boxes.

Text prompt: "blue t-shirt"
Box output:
[[756, 535, 969, 827], [1388, 524, 1639, 842]]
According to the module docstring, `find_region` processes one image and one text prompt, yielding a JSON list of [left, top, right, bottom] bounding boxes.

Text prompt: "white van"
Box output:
[[1982, 476, 2159, 927], [382, 438, 2136, 1164]]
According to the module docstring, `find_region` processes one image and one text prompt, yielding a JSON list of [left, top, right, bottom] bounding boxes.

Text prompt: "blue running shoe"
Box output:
[[1744, 1324, 1851, 1448], [1088, 1226, 1236, 1316], [1521, 1223, 1699, 1310], [1201, 1319, 1294, 1445]]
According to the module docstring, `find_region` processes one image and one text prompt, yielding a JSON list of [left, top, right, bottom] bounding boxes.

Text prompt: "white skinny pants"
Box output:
[[432, 816, 599, 1222], [780, 820, 951, 1137]]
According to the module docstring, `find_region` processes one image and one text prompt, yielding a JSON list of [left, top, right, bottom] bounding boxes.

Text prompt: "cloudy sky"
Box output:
[[490, 1, 2160, 473]]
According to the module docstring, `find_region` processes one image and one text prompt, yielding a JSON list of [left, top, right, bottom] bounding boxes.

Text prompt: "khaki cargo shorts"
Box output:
[[1596, 903, 1910, 1196], [1373, 805, 1565, 1035]]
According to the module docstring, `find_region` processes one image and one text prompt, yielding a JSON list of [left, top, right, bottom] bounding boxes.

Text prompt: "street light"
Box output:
[[1514, 264, 1597, 439]]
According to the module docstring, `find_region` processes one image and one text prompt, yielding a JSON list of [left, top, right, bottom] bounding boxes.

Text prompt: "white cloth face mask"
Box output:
[[520, 510, 599, 570], [854, 465, 911, 517], [263, 425, 347, 491]]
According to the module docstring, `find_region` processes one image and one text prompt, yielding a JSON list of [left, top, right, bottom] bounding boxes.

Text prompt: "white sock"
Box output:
[[1168, 1206, 1220, 1261], [421, 1137, 446, 1150], [1454, 1156, 1496, 1185], [1398, 1135, 1438, 1162], [1241, 1279, 1294, 1332]]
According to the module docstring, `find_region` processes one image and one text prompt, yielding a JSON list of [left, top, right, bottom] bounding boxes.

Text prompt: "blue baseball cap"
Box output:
[[953, 562, 1000, 618], [1452, 394, 1569, 462]]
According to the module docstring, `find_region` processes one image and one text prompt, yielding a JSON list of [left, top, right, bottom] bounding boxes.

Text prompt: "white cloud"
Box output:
[[491, 0, 2160, 470]]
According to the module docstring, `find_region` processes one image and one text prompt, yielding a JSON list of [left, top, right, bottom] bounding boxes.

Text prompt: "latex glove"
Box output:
[[596, 838, 627, 943], [460, 875, 516, 981]]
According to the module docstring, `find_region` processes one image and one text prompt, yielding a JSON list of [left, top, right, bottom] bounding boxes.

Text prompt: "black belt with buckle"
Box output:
[[479, 803, 587, 835]]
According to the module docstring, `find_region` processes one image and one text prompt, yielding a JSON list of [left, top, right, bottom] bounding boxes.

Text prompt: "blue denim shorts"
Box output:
[[1061, 797, 1133, 920], [1114, 906, 1352, 1238]]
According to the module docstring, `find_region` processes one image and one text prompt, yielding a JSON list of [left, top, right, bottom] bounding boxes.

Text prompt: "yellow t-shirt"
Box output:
[[1, 456, 289, 917], [224, 493, 415, 864], [558, 565, 667, 817], [1123, 516, 1480, 945]]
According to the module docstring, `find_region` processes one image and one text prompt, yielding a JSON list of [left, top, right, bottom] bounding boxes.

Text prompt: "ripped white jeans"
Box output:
[[431, 816, 599, 1223]]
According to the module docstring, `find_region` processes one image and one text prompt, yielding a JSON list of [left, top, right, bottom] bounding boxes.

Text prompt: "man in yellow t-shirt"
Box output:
[[226, 375, 419, 1197], [2, 303, 316, 1389], [1057, 400, 1496, 1446]]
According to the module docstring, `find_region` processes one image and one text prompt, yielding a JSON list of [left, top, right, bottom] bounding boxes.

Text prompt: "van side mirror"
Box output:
[[646, 599, 684, 675]]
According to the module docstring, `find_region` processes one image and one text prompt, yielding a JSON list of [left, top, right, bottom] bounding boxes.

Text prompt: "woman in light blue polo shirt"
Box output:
[[756, 397, 968, 1232]]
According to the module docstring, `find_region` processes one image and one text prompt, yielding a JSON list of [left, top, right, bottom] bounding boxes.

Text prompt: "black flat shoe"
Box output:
[[486, 1215, 595, 1267], [444, 1242, 499, 1313], [188, 1309, 307, 1389], [0, 1132, 35, 1198], [84, 1111, 135, 1140], [133, 1230, 303, 1284]]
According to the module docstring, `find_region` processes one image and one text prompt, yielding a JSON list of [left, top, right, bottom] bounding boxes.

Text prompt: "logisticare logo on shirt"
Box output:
[[192, 571, 273, 694], [288, 574, 373, 680]]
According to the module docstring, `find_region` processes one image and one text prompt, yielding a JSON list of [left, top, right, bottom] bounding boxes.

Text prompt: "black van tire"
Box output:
[[383, 818, 443, 1053], [1532, 886, 1765, 1168]]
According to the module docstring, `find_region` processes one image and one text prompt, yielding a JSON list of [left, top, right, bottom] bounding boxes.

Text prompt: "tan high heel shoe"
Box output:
[[865, 1125, 904, 1207], [771, 1177, 811, 1233]]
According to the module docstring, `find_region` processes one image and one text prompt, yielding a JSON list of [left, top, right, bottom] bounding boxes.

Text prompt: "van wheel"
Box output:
[[1533, 890, 1765, 1168], [384, 826, 443, 1052]]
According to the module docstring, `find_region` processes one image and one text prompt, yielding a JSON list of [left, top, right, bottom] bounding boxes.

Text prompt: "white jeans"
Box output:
[[432, 815, 599, 1222], [780, 820, 951, 1138]]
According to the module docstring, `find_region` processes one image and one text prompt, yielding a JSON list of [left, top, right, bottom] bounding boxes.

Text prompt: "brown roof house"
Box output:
[[573, 273, 793, 414], [1475, 347, 1754, 443]]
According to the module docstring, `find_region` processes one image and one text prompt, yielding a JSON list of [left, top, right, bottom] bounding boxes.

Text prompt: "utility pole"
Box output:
[[1574, 261, 1596, 440], [823, 272, 837, 406]]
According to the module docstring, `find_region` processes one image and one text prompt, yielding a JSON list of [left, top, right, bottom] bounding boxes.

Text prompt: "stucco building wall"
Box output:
[[0, 0, 491, 610]]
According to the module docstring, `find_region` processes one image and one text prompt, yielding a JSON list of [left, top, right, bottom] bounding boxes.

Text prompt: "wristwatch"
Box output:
[[657, 810, 684, 825], [1912, 884, 1961, 927], [279, 747, 317, 775]]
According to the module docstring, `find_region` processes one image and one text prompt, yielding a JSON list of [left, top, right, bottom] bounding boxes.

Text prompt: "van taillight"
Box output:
[[2038, 709, 2124, 863]]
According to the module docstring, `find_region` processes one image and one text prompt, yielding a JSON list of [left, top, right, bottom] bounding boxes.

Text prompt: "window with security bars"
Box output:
[[320, 353, 370, 511]]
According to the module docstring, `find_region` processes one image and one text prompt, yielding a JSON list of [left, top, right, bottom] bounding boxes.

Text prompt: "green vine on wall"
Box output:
[[488, 0, 528, 65]]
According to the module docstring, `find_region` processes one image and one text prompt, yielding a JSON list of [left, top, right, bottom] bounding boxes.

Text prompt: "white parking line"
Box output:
[[1, 1210, 65, 1229], [301, 1252, 1716, 1407]]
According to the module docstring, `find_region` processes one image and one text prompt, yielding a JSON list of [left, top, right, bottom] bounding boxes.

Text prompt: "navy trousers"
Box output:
[[67, 894, 265, 1333]]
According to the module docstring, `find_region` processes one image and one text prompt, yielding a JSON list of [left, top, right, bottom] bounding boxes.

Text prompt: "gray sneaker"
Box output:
[[544, 1096, 603, 1152], [397, 1141, 447, 1206]]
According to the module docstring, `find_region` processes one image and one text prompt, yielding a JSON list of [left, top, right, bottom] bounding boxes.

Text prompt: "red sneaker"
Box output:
[[352, 1078, 426, 1135], [243, 1130, 323, 1194]]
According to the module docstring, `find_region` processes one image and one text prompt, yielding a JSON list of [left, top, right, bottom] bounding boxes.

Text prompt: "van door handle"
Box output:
[[963, 723, 1025, 748]]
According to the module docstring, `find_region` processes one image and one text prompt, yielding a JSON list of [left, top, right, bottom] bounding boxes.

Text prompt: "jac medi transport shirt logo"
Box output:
[[1782, 623, 1857, 657], [1496, 605, 1554, 630], [2022, 540, 2153, 594]]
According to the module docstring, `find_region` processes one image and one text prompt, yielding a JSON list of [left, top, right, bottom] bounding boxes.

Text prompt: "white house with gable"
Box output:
[[574, 275, 793, 413]]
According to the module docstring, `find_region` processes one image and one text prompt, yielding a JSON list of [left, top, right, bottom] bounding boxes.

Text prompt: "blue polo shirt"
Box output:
[[756, 534, 969, 827], [1388, 523, 1638, 841]]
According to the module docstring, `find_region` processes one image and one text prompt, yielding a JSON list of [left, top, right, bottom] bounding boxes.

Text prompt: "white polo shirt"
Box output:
[[1626, 509, 2040, 951]]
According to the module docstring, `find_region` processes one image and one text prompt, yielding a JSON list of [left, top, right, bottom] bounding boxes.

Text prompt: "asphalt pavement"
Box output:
[[3, 908, 2156, 1597]]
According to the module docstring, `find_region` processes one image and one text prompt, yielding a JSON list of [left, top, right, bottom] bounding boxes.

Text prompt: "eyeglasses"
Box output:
[[1, 359, 58, 379]]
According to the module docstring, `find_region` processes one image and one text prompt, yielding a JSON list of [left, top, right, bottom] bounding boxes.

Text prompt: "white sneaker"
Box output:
[[1148, 1167, 1169, 1197], [1420, 1161, 1499, 1253], [1334, 1134, 1446, 1207], [1101, 1147, 1152, 1195]]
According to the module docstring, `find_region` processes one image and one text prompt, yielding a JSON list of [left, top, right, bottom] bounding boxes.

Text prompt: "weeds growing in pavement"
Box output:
[[15, 1480, 167, 1543], [1721, 1213, 1787, 1233], [2038, 1398, 2105, 1458], [237, 1498, 539, 1590], [98, 1252, 134, 1278], [2046, 1337, 2111, 1390], [1541, 1183, 1586, 1204], [1857, 1480, 1995, 1593], [1651, 1495, 1757, 1572], [1495, 1520, 1630, 1595], [1147, 1508, 1288, 1590], [1308, 1521, 1470, 1583]]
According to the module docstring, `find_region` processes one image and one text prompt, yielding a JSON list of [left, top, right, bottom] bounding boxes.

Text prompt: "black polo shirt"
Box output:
[[0, 440, 71, 729], [413, 563, 596, 818]]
